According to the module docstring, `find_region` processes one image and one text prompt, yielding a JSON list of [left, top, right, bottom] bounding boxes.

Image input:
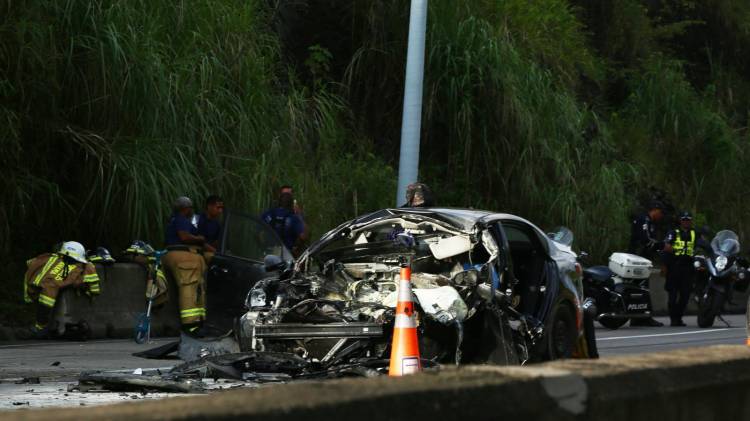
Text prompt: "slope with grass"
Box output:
[[2, 0, 749, 324]]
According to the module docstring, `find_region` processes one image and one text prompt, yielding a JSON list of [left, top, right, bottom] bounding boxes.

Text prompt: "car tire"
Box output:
[[543, 303, 577, 360]]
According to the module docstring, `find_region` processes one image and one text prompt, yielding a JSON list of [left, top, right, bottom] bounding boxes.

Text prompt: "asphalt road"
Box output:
[[0, 315, 746, 378], [0, 313, 746, 410], [596, 314, 747, 356]]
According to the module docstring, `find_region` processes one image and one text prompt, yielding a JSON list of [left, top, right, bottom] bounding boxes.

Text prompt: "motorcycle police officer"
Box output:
[[663, 211, 707, 326], [628, 201, 666, 327]]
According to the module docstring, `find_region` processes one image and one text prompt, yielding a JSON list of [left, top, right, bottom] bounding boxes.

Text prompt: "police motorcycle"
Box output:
[[693, 230, 750, 328], [549, 228, 655, 332], [578, 252, 654, 329], [547, 228, 655, 330]]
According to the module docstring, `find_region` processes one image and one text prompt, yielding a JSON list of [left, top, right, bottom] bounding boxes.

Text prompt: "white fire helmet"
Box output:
[[59, 241, 88, 263]]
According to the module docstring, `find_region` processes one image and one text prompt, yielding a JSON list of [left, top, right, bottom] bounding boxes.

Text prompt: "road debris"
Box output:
[[71, 371, 206, 394]]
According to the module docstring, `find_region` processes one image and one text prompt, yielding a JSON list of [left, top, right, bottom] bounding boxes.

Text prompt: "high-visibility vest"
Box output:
[[673, 229, 696, 256]]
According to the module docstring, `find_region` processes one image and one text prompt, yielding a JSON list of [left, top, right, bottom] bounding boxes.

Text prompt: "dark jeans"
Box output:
[[665, 262, 695, 322]]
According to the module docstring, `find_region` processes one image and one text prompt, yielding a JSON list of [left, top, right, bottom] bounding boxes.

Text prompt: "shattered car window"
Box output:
[[224, 213, 285, 261]]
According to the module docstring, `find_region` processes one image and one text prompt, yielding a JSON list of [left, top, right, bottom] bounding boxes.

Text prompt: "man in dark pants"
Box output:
[[662, 212, 706, 326], [628, 201, 666, 327]]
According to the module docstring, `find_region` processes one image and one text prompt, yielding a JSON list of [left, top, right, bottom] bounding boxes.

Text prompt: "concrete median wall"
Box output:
[[6, 345, 750, 420], [53, 263, 181, 339]]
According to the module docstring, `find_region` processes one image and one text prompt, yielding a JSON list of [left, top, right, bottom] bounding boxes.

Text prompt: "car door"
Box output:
[[206, 209, 291, 331], [494, 220, 558, 321]]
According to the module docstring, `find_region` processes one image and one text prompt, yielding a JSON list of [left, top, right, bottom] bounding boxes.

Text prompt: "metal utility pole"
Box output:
[[395, 0, 428, 207]]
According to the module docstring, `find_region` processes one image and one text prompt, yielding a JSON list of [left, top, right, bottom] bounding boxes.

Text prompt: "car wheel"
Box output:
[[545, 303, 577, 360]]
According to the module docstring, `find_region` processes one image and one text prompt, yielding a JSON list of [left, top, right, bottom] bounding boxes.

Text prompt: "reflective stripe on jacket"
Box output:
[[673, 229, 696, 256]]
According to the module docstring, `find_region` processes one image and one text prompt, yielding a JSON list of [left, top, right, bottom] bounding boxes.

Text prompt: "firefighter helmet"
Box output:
[[59, 241, 88, 263], [88, 247, 115, 264], [125, 240, 155, 256]]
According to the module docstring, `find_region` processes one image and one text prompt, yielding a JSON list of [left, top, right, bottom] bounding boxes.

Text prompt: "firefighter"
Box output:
[[161, 196, 209, 336], [20, 241, 101, 339]]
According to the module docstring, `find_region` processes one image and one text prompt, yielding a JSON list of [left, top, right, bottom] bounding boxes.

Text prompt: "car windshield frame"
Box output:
[[220, 209, 290, 263]]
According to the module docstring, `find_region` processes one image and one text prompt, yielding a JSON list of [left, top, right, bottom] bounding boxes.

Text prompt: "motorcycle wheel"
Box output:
[[697, 291, 723, 328], [598, 316, 628, 330]]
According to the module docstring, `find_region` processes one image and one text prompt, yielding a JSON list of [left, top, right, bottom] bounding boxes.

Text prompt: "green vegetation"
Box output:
[[2, 0, 749, 323]]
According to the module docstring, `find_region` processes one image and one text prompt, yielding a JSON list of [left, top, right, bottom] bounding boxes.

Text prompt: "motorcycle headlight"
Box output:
[[739, 271, 746, 280], [715, 255, 728, 271], [693, 260, 702, 269]]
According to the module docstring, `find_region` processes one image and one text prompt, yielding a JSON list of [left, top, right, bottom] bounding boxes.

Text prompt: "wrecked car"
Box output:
[[235, 208, 592, 368]]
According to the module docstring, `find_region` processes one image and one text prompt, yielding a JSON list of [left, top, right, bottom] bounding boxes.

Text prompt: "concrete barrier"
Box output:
[[5, 345, 750, 420], [53, 263, 181, 339]]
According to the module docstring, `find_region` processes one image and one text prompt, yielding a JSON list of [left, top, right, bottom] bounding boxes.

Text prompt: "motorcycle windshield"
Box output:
[[711, 230, 740, 256], [548, 226, 574, 247]]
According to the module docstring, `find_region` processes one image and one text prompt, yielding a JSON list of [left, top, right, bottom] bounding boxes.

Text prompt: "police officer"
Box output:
[[628, 201, 666, 327], [663, 211, 706, 326], [161, 196, 209, 336]]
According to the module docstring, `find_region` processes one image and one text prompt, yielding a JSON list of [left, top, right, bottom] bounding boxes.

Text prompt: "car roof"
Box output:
[[378, 207, 533, 230], [297, 207, 570, 267]]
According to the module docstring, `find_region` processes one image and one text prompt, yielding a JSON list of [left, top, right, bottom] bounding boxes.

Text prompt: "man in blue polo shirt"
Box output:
[[262, 192, 305, 256], [196, 195, 224, 253]]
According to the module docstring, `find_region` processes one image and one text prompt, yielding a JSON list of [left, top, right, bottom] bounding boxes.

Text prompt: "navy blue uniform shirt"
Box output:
[[261, 207, 304, 251], [165, 213, 197, 246], [196, 213, 222, 246]]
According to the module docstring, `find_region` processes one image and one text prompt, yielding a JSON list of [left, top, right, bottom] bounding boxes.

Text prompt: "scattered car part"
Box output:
[[75, 371, 206, 394]]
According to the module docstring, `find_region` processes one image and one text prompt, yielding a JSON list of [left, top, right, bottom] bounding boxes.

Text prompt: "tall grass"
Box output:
[[0, 0, 395, 322], [3, 0, 750, 323]]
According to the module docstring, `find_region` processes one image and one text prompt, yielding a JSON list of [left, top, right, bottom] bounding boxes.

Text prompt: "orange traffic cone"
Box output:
[[389, 262, 421, 376]]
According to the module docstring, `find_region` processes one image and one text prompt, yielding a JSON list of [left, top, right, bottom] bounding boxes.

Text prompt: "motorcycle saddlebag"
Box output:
[[613, 283, 651, 314]]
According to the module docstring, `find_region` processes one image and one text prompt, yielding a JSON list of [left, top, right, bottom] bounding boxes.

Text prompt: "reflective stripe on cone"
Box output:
[[389, 265, 421, 376]]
